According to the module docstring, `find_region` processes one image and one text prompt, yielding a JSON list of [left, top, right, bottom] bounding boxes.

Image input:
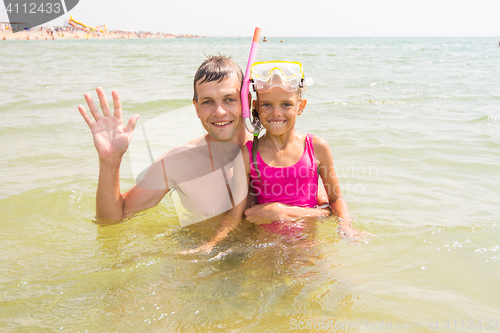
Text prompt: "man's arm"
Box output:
[[79, 87, 168, 221], [95, 156, 125, 220], [179, 199, 246, 254], [179, 143, 252, 254]]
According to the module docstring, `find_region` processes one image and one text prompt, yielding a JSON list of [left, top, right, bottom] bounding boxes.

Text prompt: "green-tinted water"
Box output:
[[1, 38, 499, 332]]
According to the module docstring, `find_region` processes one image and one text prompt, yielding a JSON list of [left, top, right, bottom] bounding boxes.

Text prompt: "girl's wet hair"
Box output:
[[193, 55, 244, 102]]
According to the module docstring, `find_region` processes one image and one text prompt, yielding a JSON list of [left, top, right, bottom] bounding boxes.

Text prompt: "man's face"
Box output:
[[193, 74, 244, 143]]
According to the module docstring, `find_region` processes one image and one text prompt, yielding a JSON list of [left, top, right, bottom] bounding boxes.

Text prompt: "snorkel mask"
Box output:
[[250, 61, 309, 93], [248, 61, 313, 134], [240, 28, 313, 134]]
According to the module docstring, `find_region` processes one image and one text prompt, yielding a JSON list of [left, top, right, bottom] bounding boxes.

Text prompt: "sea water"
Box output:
[[1, 37, 499, 332]]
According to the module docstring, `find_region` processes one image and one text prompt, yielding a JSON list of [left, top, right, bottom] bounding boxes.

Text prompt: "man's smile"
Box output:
[[212, 120, 233, 127]]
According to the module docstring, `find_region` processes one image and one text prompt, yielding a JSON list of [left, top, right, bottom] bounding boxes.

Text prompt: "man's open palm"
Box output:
[[78, 87, 139, 160]]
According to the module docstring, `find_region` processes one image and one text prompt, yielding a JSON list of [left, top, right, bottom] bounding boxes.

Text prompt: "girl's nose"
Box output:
[[270, 105, 282, 116]]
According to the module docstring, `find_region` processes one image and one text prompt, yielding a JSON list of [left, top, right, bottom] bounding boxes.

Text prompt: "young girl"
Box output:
[[242, 61, 368, 240]]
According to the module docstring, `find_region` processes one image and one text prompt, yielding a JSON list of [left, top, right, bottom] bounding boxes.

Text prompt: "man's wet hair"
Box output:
[[193, 55, 244, 102]]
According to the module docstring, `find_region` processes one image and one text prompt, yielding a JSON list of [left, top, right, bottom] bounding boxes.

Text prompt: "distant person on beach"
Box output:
[[78, 55, 329, 253]]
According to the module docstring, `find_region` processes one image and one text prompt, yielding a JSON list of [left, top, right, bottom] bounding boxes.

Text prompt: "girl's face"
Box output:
[[253, 87, 307, 136]]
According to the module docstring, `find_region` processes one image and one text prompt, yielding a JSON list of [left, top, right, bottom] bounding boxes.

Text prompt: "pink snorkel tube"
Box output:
[[242, 27, 262, 133]]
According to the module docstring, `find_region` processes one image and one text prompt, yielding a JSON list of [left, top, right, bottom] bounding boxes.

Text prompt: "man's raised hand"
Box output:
[[78, 87, 139, 160]]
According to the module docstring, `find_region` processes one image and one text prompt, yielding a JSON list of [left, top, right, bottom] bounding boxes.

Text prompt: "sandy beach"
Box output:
[[0, 29, 200, 40]]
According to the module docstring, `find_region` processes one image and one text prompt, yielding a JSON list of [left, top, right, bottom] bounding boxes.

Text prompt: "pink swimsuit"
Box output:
[[246, 134, 319, 235]]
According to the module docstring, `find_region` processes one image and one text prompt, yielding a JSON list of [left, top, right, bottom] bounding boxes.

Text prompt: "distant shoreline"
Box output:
[[0, 30, 203, 41]]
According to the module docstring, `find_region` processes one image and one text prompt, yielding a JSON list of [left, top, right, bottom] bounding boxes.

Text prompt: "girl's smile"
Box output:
[[254, 87, 306, 137]]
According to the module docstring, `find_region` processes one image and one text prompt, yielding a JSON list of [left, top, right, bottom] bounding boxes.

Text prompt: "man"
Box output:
[[78, 55, 330, 252]]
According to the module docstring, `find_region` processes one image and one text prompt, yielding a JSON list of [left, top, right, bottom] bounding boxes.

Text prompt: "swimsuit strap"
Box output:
[[304, 133, 317, 172]]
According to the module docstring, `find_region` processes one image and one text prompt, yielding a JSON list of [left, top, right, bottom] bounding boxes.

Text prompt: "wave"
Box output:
[[465, 115, 499, 124], [325, 100, 405, 105], [125, 99, 193, 114]]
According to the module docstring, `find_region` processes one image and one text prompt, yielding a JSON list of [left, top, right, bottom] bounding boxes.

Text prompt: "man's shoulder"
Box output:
[[186, 134, 209, 147], [154, 135, 208, 161]]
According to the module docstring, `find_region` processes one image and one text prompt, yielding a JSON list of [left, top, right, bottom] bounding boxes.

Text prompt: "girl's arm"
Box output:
[[244, 202, 330, 224], [313, 136, 350, 219], [313, 136, 371, 242]]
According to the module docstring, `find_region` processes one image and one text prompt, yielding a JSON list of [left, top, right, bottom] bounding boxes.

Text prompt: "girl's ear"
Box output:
[[298, 99, 307, 115], [252, 99, 257, 109]]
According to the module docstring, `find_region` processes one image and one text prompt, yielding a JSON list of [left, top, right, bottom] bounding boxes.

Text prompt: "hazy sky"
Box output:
[[2, 0, 499, 37]]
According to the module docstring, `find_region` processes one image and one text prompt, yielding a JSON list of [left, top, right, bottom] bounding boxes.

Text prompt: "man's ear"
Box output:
[[193, 99, 200, 118], [298, 99, 307, 115]]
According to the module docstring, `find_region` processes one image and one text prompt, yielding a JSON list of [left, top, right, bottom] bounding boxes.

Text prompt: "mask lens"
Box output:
[[251, 61, 304, 93]]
